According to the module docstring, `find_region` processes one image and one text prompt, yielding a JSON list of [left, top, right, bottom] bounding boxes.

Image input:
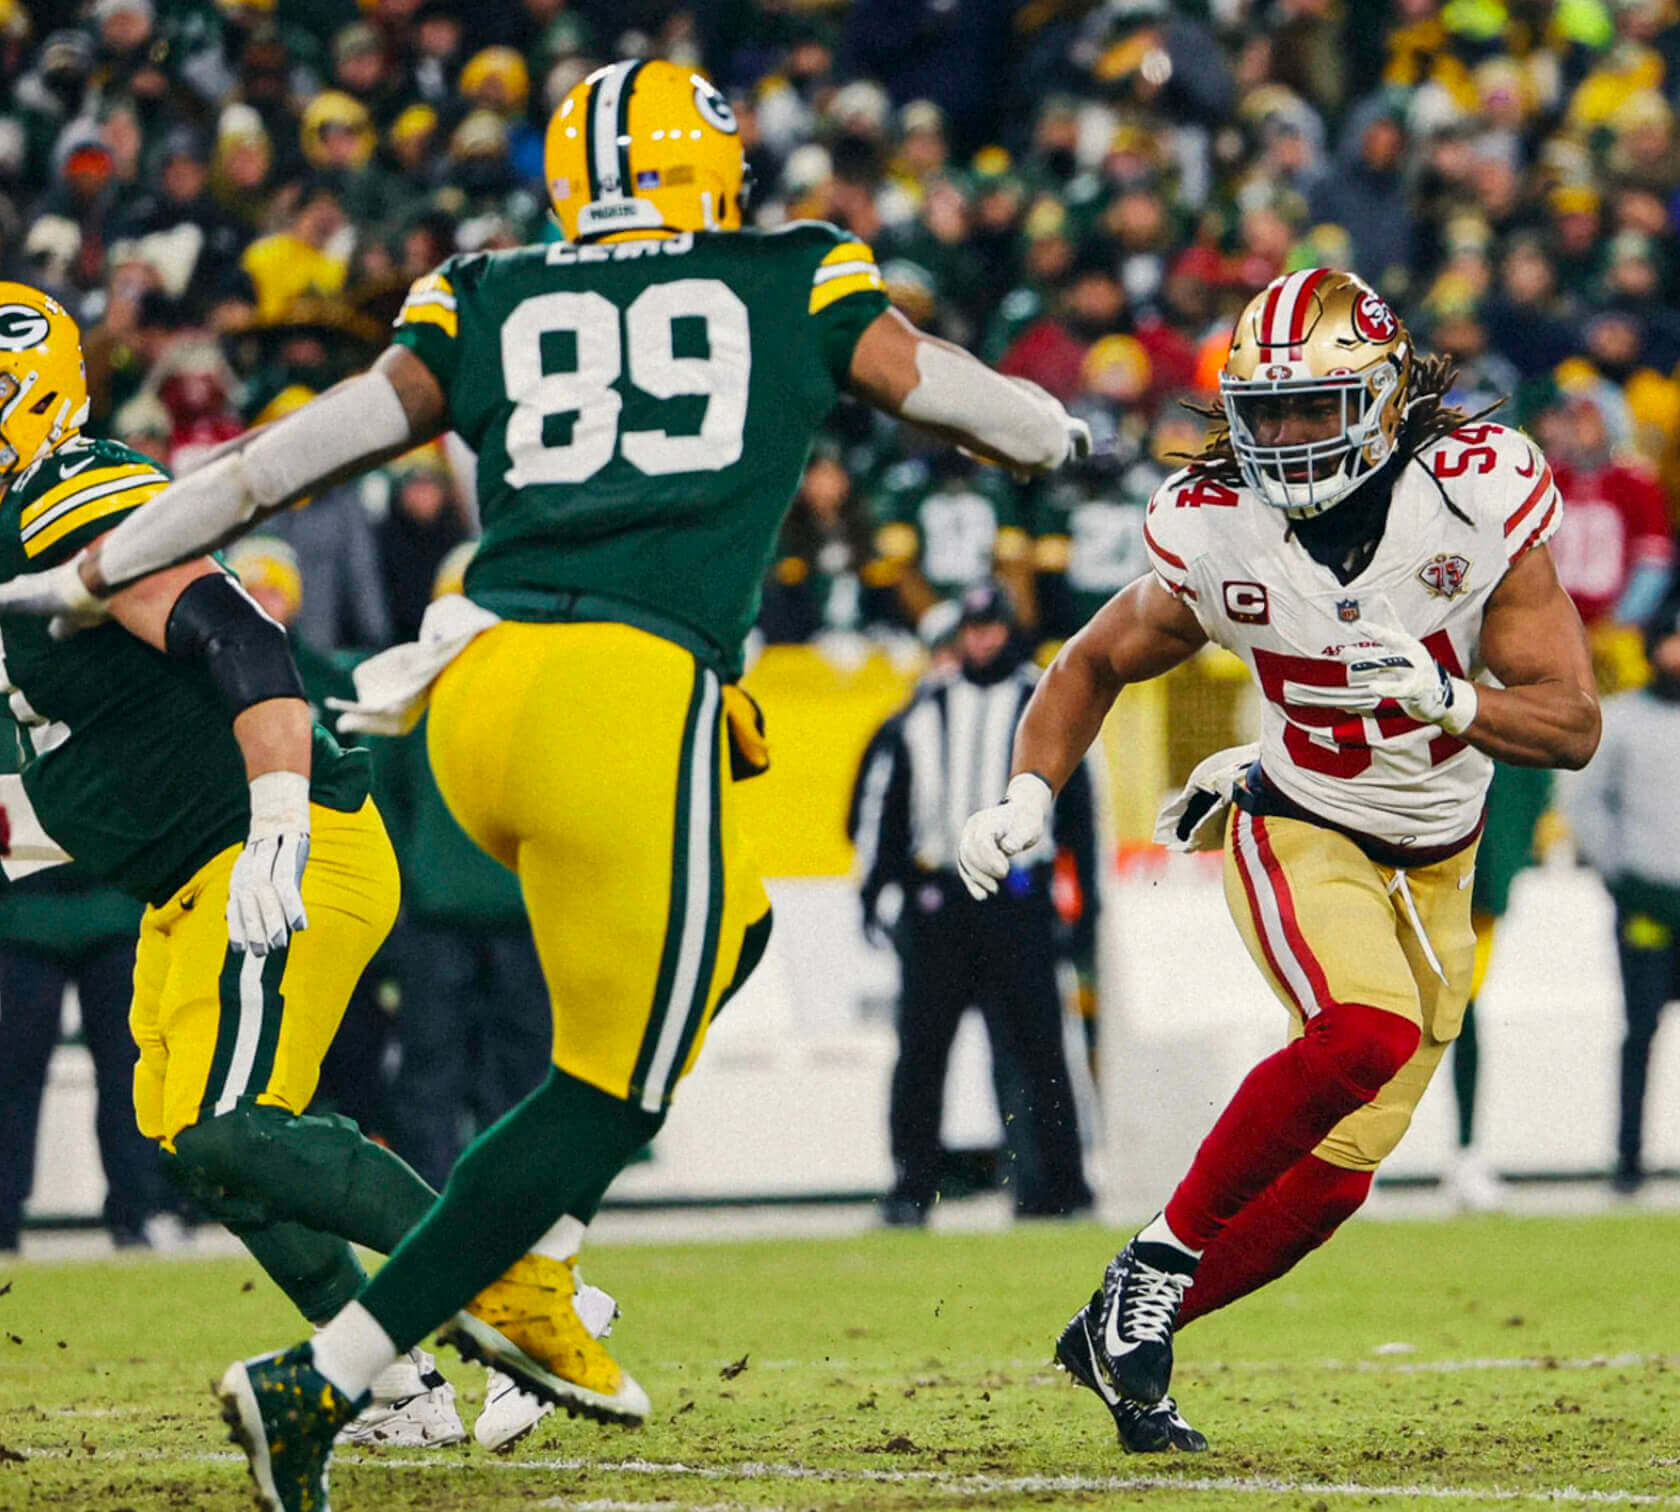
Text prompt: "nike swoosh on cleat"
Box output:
[[1458, 872, 1474, 889], [1104, 1305, 1141, 1358]]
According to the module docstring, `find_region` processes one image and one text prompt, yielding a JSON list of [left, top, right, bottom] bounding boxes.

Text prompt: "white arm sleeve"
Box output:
[[95, 371, 414, 590], [898, 342, 1072, 471]]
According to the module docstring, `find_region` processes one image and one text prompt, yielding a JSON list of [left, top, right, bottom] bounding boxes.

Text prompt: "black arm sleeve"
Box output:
[[163, 572, 306, 717]]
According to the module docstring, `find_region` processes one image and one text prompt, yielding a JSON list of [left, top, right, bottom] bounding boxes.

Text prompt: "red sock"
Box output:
[[1162, 1001, 1417, 1251], [1176, 1155, 1371, 1328]]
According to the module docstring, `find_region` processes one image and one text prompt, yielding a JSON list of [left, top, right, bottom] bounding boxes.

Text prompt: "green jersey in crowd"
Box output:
[[869, 455, 1028, 601], [389, 221, 891, 677], [0, 436, 369, 907], [1031, 457, 1163, 638]]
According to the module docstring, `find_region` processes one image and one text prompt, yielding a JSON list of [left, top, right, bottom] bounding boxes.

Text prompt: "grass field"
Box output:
[[2, 1210, 1678, 1512]]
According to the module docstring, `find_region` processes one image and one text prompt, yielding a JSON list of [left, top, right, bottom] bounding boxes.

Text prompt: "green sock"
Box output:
[[1452, 1003, 1480, 1150], [233, 1221, 368, 1325], [172, 1106, 437, 1254], [359, 1067, 663, 1352]]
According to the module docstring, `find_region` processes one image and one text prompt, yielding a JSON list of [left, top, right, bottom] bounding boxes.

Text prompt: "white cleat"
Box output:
[[337, 1346, 467, 1447], [473, 1279, 619, 1451]]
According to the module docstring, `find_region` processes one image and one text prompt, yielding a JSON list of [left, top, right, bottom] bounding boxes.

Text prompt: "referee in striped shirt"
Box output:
[[851, 581, 1097, 1226]]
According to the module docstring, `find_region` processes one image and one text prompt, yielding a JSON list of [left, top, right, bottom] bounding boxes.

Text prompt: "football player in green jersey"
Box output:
[[0, 282, 473, 1447], [0, 61, 1093, 1511]]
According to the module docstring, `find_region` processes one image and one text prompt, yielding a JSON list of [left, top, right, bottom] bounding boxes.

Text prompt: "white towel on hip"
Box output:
[[327, 594, 503, 737]]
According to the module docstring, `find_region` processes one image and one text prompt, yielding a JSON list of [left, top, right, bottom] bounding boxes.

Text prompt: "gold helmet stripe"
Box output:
[[585, 58, 645, 204]]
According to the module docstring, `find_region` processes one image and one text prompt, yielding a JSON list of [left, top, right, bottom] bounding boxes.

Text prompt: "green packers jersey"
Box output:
[[869, 456, 1029, 600], [391, 222, 891, 675], [1031, 459, 1160, 636], [0, 436, 369, 906]]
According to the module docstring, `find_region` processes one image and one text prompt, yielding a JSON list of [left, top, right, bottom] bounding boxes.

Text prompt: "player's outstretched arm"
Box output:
[[846, 308, 1091, 477], [957, 575, 1205, 898], [1469, 543, 1601, 770], [105, 557, 318, 954], [0, 349, 447, 624]]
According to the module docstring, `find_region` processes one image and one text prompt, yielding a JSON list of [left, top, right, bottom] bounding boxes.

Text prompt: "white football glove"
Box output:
[[1288, 622, 1478, 735], [1153, 742, 1258, 853], [957, 773, 1053, 900], [0, 554, 110, 637], [228, 772, 311, 956]]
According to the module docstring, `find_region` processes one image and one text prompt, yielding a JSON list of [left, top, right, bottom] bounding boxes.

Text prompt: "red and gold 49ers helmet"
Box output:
[[545, 59, 748, 242], [0, 282, 88, 477], [1220, 268, 1411, 519]]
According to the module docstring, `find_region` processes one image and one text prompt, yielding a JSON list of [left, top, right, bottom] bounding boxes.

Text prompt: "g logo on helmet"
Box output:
[[1351, 292, 1397, 343], [0, 305, 51, 352], [691, 77, 738, 135]]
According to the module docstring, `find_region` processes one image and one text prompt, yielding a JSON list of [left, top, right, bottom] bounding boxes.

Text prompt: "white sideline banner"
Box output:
[[24, 867, 1676, 1223]]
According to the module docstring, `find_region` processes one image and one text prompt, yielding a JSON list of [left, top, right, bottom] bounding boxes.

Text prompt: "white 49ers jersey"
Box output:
[[1144, 422, 1561, 850]]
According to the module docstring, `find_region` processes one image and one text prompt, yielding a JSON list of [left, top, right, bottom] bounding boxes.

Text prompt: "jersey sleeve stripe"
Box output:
[[19, 463, 164, 528], [1510, 496, 1560, 564], [809, 270, 886, 314], [1502, 465, 1555, 537], [22, 481, 165, 557], [1144, 522, 1186, 570], [820, 241, 876, 266], [395, 299, 459, 338], [813, 259, 882, 285]]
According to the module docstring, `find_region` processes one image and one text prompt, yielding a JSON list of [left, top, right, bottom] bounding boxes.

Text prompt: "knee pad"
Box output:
[[1299, 1002, 1420, 1103]]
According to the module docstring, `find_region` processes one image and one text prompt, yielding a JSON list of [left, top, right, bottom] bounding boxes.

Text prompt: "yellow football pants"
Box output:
[[130, 799, 400, 1149], [1224, 807, 1480, 1171], [426, 620, 772, 1112]]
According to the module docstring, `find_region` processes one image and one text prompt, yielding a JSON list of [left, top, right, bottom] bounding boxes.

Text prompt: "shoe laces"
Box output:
[[1111, 1250, 1190, 1346]]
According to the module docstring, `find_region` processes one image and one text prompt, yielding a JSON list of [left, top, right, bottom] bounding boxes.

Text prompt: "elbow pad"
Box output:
[[899, 343, 1072, 470], [164, 573, 306, 717]]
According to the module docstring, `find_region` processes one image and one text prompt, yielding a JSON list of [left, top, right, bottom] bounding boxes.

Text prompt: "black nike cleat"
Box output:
[[1055, 1293, 1208, 1452], [1095, 1237, 1196, 1404]]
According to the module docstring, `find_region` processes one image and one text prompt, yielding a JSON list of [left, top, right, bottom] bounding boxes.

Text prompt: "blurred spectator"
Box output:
[[1562, 597, 1680, 1193], [998, 248, 1127, 404], [870, 451, 1033, 633], [1548, 390, 1675, 630], [1309, 96, 1416, 292], [760, 440, 899, 644], [250, 386, 393, 653], [239, 176, 352, 321], [148, 333, 245, 474], [374, 442, 473, 643]]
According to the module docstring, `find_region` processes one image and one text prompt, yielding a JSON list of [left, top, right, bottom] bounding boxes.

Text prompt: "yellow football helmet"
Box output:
[[545, 59, 748, 241], [1220, 268, 1412, 518], [0, 282, 88, 477]]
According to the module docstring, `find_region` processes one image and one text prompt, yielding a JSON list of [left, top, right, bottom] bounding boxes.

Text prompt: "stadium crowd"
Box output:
[[4, 0, 1680, 1242], [4, 0, 1680, 659]]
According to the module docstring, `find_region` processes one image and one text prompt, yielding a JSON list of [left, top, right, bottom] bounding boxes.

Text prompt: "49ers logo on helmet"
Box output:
[[1351, 292, 1398, 343]]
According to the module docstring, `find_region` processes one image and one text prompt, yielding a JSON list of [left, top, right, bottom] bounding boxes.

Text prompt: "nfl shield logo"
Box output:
[[1418, 553, 1470, 599], [1337, 598, 1360, 623]]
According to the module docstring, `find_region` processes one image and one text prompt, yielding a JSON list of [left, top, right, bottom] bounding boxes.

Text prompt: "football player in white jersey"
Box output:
[[958, 267, 1601, 1453]]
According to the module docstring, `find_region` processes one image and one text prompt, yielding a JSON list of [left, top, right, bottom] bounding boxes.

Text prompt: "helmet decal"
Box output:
[[0, 305, 51, 352], [1351, 291, 1399, 343], [692, 78, 738, 135]]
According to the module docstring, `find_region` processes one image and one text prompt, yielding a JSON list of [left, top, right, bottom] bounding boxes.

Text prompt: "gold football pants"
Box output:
[[130, 799, 400, 1149], [426, 620, 772, 1112], [1223, 807, 1480, 1171]]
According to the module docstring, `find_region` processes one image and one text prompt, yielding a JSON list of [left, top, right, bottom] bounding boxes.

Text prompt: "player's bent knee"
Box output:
[[1302, 1002, 1421, 1101]]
